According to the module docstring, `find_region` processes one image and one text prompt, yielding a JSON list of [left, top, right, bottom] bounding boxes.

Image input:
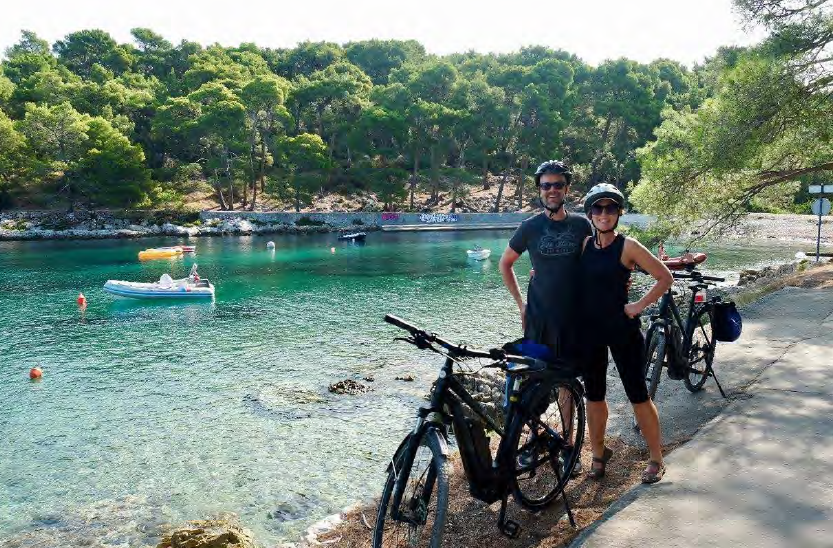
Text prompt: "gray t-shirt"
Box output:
[[509, 212, 592, 340]]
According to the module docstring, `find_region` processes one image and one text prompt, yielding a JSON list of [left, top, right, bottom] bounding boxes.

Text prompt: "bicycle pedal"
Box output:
[[499, 519, 521, 538]]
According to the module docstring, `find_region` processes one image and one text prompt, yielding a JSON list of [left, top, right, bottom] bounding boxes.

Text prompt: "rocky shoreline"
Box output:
[[1, 210, 831, 244], [0, 209, 377, 240]]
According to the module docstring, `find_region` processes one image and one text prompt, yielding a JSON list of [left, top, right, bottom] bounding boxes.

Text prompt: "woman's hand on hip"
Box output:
[[624, 302, 642, 319]]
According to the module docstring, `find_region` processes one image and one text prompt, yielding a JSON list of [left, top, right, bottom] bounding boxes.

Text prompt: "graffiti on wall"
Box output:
[[419, 213, 459, 223], [381, 212, 401, 221]]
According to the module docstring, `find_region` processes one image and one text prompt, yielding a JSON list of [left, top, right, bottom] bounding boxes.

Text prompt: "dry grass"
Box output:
[[314, 436, 684, 548], [734, 262, 833, 308]]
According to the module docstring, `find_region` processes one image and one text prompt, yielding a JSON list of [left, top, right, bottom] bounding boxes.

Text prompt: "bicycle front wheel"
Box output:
[[644, 327, 666, 400], [372, 429, 450, 548], [509, 379, 586, 509], [685, 307, 716, 393]]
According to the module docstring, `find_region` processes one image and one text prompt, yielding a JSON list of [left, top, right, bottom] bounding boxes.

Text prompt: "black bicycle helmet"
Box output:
[[534, 160, 572, 186]]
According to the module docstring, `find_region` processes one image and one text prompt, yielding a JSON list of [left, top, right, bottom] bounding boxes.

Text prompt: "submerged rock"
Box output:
[[328, 379, 370, 395], [157, 515, 256, 548]]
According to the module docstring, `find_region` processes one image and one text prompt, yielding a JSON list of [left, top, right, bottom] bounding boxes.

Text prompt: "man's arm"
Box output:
[[499, 245, 526, 329]]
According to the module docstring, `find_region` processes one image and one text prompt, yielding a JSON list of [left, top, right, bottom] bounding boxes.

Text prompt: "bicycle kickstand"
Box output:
[[497, 494, 520, 538], [710, 367, 727, 398], [560, 472, 577, 527]]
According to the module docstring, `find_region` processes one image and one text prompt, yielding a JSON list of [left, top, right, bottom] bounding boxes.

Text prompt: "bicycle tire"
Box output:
[[509, 379, 586, 509], [372, 429, 449, 548], [685, 307, 716, 393], [645, 328, 666, 401]]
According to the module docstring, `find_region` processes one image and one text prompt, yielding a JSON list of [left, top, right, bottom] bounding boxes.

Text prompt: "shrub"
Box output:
[[352, 218, 365, 225], [295, 216, 326, 227]]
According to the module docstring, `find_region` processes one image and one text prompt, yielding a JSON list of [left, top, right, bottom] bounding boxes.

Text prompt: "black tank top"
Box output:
[[579, 234, 633, 326]]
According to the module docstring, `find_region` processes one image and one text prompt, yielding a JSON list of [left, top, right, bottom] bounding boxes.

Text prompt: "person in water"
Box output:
[[579, 183, 673, 483]]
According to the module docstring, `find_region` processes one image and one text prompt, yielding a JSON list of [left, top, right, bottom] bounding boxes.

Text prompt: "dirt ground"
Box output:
[[305, 262, 833, 548]]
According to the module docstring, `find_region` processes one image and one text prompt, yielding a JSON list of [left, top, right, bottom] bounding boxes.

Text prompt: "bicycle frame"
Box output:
[[650, 284, 701, 364], [392, 355, 570, 510]]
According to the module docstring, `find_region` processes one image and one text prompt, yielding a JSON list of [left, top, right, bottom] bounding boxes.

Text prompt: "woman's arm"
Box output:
[[623, 237, 673, 318]]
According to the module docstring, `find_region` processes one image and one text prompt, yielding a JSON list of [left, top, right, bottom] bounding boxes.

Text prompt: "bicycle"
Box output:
[[372, 314, 586, 548], [642, 268, 728, 401]]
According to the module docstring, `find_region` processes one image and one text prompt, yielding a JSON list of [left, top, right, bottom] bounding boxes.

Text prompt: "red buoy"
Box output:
[[29, 367, 43, 380], [77, 292, 87, 306]]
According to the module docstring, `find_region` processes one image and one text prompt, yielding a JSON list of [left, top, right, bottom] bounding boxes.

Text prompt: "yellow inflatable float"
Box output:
[[138, 247, 183, 260]]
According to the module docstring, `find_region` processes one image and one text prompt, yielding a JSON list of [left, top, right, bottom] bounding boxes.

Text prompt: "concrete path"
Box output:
[[571, 286, 833, 548]]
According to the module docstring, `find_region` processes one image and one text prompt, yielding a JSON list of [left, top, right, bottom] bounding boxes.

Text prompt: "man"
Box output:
[[499, 159, 592, 476], [499, 160, 591, 355]]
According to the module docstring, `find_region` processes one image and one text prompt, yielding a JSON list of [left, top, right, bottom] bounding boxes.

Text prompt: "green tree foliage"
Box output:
[[53, 29, 134, 78], [0, 110, 26, 208], [632, 0, 833, 237], [1, 25, 732, 213]]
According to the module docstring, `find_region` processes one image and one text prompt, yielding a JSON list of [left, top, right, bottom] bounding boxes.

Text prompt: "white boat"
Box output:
[[466, 246, 491, 260], [103, 265, 214, 300]]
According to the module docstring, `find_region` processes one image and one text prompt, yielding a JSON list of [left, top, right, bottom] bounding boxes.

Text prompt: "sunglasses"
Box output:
[[591, 203, 620, 216], [539, 181, 567, 191]]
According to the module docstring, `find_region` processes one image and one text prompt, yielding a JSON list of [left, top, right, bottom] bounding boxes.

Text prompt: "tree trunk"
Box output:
[[589, 114, 614, 184], [518, 157, 529, 210], [410, 150, 419, 211], [493, 154, 514, 212], [430, 145, 439, 203], [482, 156, 490, 189], [294, 181, 300, 213], [214, 169, 229, 210]]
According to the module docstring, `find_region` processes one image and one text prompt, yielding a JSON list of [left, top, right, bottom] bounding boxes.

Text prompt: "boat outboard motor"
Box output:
[[159, 273, 174, 288]]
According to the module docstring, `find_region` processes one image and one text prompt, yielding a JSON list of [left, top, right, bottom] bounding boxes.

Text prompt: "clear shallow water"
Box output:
[[0, 232, 811, 546]]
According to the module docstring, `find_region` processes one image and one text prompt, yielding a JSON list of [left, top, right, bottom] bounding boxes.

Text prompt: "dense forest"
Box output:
[[0, 0, 830, 227]]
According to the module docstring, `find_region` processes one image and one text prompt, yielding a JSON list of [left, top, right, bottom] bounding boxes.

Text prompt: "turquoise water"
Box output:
[[0, 232, 810, 546]]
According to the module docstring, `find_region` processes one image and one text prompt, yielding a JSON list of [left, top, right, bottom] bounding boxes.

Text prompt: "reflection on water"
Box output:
[[0, 232, 816, 547]]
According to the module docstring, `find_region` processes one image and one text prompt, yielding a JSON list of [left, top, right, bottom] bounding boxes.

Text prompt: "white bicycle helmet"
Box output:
[[582, 183, 625, 214]]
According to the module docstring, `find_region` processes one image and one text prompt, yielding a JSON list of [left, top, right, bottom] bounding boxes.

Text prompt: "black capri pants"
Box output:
[[582, 319, 649, 404]]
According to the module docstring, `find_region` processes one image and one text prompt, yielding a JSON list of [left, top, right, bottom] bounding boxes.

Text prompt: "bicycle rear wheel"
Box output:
[[685, 307, 716, 393], [372, 429, 449, 548], [509, 379, 586, 509]]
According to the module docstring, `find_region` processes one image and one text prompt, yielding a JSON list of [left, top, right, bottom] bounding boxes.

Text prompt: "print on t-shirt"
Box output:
[[539, 224, 581, 257]]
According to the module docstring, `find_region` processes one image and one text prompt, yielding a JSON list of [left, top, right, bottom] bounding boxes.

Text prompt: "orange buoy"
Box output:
[[77, 292, 87, 306], [29, 367, 43, 380]]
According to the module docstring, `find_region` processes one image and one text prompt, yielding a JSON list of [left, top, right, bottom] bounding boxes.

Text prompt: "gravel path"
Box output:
[[732, 213, 833, 245]]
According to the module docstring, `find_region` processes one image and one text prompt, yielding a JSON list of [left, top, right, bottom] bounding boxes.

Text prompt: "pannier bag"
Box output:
[[712, 301, 742, 342]]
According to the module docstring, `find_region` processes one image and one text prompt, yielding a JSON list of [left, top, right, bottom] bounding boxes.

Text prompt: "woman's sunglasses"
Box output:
[[590, 203, 620, 216], [539, 181, 567, 191]]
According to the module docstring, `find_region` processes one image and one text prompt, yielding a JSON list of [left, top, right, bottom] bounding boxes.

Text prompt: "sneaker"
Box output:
[[559, 447, 582, 478]]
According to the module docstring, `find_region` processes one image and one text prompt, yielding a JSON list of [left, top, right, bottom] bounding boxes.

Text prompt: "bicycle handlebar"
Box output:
[[672, 271, 725, 283], [384, 314, 537, 365]]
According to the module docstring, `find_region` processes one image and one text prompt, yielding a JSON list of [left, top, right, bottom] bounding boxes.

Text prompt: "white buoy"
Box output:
[[266, 241, 275, 249]]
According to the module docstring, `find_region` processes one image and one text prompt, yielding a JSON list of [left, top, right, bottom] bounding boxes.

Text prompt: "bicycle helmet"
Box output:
[[582, 183, 625, 214], [583, 183, 626, 241], [534, 160, 572, 186]]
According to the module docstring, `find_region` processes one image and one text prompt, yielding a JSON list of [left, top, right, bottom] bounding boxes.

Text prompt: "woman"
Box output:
[[579, 183, 673, 484]]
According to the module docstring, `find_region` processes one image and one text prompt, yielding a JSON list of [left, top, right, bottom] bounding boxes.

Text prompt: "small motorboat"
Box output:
[[138, 247, 183, 260], [467, 245, 491, 260], [103, 265, 214, 299], [337, 232, 367, 242]]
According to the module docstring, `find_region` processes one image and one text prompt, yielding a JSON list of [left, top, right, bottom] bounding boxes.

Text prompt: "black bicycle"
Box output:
[[372, 314, 585, 548], [642, 268, 728, 400]]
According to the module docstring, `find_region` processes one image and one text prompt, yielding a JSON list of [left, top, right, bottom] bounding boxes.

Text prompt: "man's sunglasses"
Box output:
[[539, 181, 567, 191], [590, 203, 621, 216]]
